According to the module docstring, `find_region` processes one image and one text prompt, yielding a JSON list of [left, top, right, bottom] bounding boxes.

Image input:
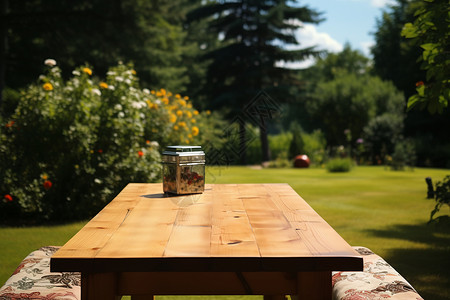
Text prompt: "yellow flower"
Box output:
[[151, 90, 156, 94], [173, 125, 179, 130], [162, 97, 169, 105], [83, 67, 92, 75], [176, 110, 183, 117], [156, 91, 163, 97], [160, 88, 166, 96], [186, 111, 192, 118], [131, 70, 137, 75], [99, 82, 108, 89], [185, 139, 190, 144], [43, 83, 53, 91], [178, 121, 186, 128], [192, 126, 199, 136], [169, 114, 177, 123], [206, 110, 211, 115], [193, 110, 199, 115], [168, 92, 173, 97], [191, 119, 196, 123], [178, 99, 186, 107], [175, 94, 181, 99], [188, 134, 193, 139], [184, 96, 189, 100], [187, 103, 192, 108]]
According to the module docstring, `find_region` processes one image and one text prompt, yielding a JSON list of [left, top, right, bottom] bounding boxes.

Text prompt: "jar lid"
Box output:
[[162, 145, 204, 156]]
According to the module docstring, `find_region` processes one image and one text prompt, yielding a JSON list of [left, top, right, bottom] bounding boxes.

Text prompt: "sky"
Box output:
[[282, 0, 396, 68]]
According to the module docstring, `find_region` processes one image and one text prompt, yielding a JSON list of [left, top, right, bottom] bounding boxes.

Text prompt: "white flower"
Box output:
[[150, 141, 159, 147], [118, 112, 125, 118], [107, 71, 116, 76], [114, 104, 123, 110], [44, 59, 57, 67], [39, 75, 46, 81], [92, 88, 101, 96], [154, 99, 161, 105], [140, 113, 145, 119], [115, 76, 124, 82], [143, 88, 150, 94], [125, 79, 132, 85], [72, 70, 81, 76], [108, 85, 115, 91], [131, 101, 142, 109]]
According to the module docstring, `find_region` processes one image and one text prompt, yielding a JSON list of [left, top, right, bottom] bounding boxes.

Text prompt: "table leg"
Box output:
[[297, 271, 331, 300], [81, 273, 121, 300]]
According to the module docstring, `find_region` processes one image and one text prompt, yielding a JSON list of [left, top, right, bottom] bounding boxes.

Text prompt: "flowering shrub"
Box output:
[[0, 61, 215, 222]]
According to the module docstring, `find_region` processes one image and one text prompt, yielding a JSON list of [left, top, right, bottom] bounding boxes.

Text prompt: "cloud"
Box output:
[[277, 24, 343, 69], [370, 0, 396, 8], [360, 41, 374, 57]]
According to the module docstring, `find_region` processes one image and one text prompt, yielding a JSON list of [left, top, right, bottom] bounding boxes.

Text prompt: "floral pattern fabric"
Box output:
[[332, 247, 423, 300], [0, 246, 80, 300]]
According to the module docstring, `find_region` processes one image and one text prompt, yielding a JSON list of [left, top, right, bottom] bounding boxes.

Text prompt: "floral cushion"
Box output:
[[0, 246, 80, 300], [332, 246, 423, 300]]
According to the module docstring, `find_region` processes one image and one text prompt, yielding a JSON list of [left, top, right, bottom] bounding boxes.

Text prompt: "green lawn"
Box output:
[[1, 166, 449, 300]]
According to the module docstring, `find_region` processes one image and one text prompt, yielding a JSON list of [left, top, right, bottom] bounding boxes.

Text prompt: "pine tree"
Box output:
[[188, 0, 322, 163]]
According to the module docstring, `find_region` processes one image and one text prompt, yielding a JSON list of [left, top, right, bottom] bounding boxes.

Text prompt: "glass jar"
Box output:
[[162, 145, 205, 194]]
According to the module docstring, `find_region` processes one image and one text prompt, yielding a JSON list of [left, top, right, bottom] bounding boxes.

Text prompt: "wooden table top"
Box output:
[[51, 183, 362, 273]]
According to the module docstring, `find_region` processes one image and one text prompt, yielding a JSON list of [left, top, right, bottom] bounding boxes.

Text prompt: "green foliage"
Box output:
[[401, 0, 450, 114], [307, 73, 405, 147], [362, 113, 405, 164], [289, 122, 304, 159], [388, 139, 417, 170], [326, 158, 353, 173], [429, 175, 450, 226], [302, 129, 327, 166], [0, 61, 216, 222]]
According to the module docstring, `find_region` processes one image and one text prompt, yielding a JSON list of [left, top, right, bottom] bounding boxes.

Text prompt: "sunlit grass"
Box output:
[[1, 166, 449, 300]]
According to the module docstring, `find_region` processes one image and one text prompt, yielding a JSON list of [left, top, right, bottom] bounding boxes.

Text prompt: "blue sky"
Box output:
[[281, 0, 396, 68]]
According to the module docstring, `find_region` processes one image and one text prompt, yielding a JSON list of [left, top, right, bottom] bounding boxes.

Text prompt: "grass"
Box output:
[[1, 166, 449, 300]]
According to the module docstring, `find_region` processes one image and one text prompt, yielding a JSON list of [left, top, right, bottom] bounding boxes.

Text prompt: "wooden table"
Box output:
[[51, 183, 363, 300]]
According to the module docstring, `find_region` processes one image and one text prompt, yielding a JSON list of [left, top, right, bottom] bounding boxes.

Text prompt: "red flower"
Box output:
[[416, 81, 424, 87], [138, 151, 144, 157], [4, 194, 13, 202], [43, 180, 52, 190], [98, 149, 103, 154], [5, 120, 15, 128]]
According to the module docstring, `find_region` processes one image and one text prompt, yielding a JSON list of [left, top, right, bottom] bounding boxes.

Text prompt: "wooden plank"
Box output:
[[238, 184, 312, 257], [210, 184, 260, 257]]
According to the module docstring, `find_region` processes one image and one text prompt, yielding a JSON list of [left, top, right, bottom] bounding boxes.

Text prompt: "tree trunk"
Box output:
[[239, 120, 247, 165], [259, 114, 270, 162]]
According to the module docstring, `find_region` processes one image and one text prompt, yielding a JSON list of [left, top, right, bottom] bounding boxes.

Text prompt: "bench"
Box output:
[[332, 246, 423, 300], [0, 246, 80, 300], [1, 246, 422, 300]]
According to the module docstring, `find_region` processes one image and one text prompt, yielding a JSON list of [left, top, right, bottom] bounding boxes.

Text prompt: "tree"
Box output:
[[1, 0, 195, 97], [188, 0, 322, 163], [371, 0, 450, 167], [401, 0, 449, 114], [307, 73, 405, 147]]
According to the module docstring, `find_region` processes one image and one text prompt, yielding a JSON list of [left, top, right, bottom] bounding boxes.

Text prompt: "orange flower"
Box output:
[[5, 120, 15, 128], [4, 194, 13, 202], [99, 82, 109, 89], [43, 83, 53, 91], [192, 126, 199, 136], [43, 180, 52, 190], [416, 81, 424, 87], [138, 151, 144, 157], [83, 67, 92, 75]]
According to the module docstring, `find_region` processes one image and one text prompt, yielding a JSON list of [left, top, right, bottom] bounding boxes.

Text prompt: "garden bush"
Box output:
[[326, 158, 353, 172], [0, 60, 218, 222]]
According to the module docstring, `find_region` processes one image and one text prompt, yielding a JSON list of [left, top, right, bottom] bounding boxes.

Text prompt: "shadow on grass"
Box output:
[[366, 223, 450, 300]]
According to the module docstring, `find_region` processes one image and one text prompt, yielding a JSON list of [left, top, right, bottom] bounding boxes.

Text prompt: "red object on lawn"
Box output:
[[294, 154, 310, 168]]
